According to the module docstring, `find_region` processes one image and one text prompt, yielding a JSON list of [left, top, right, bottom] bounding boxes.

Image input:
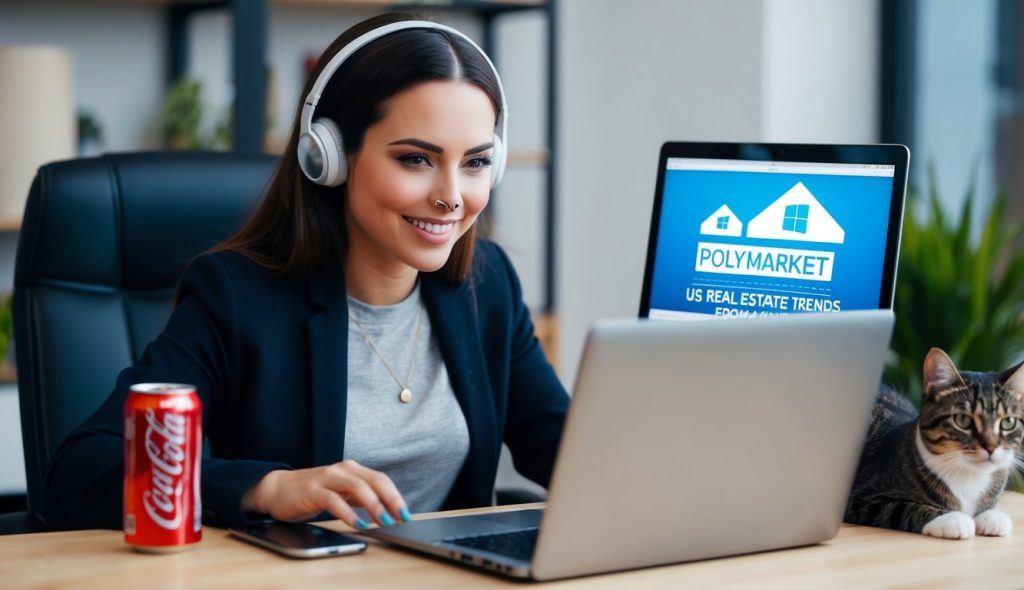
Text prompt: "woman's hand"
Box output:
[[241, 460, 411, 529]]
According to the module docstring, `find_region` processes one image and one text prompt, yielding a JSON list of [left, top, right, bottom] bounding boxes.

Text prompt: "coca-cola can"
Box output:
[[124, 383, 203, 552]]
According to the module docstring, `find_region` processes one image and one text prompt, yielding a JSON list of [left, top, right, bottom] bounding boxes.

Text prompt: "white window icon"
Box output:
[[782, 204, 809, 234]]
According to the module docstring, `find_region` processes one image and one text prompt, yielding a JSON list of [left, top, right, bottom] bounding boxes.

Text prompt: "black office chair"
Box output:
[[2, 152, 275, 533]]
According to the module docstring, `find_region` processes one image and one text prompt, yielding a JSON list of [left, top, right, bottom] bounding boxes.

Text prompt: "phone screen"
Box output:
[[230, 522, 368, 558]]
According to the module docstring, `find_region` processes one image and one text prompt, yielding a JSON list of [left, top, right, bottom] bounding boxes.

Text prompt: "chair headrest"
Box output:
[[16, 152, 278, 290]]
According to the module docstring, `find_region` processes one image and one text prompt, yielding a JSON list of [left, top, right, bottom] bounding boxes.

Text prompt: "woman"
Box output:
[[42, 13, 569, 531]]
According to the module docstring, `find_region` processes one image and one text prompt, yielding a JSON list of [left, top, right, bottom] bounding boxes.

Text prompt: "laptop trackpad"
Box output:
[[372, 509, 543, 543]]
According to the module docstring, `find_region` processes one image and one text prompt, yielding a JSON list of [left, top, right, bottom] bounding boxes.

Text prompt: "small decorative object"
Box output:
[[0, 46, 75, 221], [304, 52, 319, 82], [77, 109, 104, 156]]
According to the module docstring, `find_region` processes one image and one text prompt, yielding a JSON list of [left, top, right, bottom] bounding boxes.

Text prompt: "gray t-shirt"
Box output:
[[345, 284, 470, 513]]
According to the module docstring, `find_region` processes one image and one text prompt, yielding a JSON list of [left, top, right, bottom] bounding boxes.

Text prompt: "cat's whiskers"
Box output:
[[1011, 449, 1024, 472]]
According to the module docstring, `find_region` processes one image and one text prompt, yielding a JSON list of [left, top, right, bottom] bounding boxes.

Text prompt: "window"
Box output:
[[716, 215, 729, 230], [882, 0, 1019, 219], [782, 204, 809, 233]]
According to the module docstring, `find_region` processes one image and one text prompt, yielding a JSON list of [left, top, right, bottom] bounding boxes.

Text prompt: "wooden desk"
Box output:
[[4, 494, 1024, 589]]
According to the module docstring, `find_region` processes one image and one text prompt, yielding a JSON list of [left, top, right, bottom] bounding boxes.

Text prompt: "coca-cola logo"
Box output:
[[143, 408, 187, 530]]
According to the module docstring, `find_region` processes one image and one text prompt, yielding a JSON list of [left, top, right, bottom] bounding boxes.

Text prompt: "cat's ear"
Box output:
[[998, 360, 1024, 396], [923, 348, 966, 399]]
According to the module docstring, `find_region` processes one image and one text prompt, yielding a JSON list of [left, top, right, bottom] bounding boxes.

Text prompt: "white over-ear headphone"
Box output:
[[296, 20, 509, 189]]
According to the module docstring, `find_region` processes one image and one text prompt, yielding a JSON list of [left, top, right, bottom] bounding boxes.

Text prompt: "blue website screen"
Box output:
[[648, 159, 896, 319]]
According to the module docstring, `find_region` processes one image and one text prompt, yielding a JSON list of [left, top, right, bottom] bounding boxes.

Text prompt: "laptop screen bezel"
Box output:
[[638, 142, 910, 318]]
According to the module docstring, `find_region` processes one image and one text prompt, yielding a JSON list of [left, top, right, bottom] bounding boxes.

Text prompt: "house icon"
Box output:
[[699, 204, 743, 237], [745, 182, 845, 244]]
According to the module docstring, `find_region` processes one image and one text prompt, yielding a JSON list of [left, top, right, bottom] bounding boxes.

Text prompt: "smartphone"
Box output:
[[229, 522, 368, 558]]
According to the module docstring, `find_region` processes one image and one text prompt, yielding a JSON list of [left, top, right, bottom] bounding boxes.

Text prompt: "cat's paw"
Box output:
[[975, 509, 1013, 536], [922, 512, 975, 539]]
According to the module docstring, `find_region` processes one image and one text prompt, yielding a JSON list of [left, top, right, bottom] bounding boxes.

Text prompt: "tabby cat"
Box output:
[[845, 347, 1024, 539]]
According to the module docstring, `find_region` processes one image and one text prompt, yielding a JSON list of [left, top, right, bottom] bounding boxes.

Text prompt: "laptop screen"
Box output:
[[639, 143, 909, 320]]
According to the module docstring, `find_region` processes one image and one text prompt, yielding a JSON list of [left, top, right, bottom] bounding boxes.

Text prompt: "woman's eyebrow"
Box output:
[[389, 138, 443, 153], [463, 142, 494, 156], [389, 138, 494, 156]]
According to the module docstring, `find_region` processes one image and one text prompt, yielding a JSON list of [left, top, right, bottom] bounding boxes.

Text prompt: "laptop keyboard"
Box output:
[[442, 527, 539, 562]]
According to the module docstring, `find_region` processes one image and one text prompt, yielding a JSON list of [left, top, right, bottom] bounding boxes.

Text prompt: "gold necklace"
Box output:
[[348, 304, 424, 404]]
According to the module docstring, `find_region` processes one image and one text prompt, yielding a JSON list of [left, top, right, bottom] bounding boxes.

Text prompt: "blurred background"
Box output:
[[1, 0, 1022, 507]]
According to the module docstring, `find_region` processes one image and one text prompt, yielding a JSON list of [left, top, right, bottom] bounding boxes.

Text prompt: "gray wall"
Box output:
[[762, 0, 879, 143]]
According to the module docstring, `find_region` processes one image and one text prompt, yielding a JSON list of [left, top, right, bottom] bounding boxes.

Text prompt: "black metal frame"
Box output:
[[231, 0, 268, 155], [879, 0, 916, 150], [995, 0, 1022, 201], [544, 0, 558, 313]]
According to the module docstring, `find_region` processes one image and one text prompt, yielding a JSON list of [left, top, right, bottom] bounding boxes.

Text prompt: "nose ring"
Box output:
[[434, 199, 460, 211]]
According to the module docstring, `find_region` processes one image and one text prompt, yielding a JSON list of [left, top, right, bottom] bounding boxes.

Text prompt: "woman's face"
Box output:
[[345, 80, 496, 274]]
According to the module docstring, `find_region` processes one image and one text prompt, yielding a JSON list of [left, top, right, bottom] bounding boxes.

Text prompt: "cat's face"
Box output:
[[918, 348, 1024, 471]]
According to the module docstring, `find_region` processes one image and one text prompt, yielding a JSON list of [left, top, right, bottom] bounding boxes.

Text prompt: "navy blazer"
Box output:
[[42, 240, 569, 529]]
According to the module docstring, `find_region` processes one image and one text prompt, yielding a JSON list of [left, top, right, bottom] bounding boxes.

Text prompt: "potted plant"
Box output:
[[884, 180, 1024, 403], [163, 78, 205, 149]]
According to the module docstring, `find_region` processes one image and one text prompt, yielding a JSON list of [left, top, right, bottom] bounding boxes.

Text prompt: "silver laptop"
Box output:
[[361, 310, 894, 581]]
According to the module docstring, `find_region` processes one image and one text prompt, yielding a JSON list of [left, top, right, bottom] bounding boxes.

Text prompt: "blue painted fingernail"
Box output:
[[400, 507, 412, 522], [380, 512, 395, 526], [355, 518, 369, 530]]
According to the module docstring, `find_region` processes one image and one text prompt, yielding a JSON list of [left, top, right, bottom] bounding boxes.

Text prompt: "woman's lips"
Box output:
[[403, 215, 458, 244]]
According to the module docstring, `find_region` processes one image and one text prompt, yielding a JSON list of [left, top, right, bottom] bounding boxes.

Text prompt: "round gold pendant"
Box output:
[[399, 388, 412, 404]]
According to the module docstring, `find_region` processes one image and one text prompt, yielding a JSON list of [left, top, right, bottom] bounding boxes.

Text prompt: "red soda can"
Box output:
[[123, 383, 203, 552]]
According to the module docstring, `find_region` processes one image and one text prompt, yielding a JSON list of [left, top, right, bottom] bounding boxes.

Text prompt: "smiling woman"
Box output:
[[42, 13, 569, 534], [345, 80, 496, 301]]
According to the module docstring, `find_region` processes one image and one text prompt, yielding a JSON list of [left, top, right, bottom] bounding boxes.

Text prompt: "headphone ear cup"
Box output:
[[490, 133, 506, 188], [310, 118, 347, 186]]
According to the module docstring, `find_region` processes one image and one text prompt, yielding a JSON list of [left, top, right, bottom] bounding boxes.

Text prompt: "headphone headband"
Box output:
[[297, 20, 508, 187]]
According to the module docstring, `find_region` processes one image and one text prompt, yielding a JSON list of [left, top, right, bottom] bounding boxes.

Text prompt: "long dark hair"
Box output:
[[212, 13, 502, 283]]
